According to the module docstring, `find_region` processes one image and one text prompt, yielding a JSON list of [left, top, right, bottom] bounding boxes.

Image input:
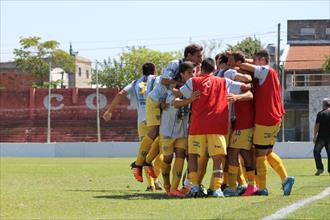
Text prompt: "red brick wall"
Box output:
[[0, 88, 138, 142], [0, 71, 40, 90]]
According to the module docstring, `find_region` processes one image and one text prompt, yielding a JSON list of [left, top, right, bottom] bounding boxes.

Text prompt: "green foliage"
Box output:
[[92, 46, 181, 88], [14, 36, 75, 87], [32, 80, 64, 89], [323, 55, 330, 73], [226, 36, 262, 58]]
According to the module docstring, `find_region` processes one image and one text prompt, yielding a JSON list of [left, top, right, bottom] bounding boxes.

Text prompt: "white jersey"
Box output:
[[159, 90, 189, 138], [254, 65, 269, 85], [123, 75, 157, 124], [148, 59, 181, 102]]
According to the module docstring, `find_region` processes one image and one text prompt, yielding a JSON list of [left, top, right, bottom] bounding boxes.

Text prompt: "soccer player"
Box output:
[[179, 57, 251, 197], [132, 44, 203, 182], [240, 50, 295, 196], [159, 61, 198, 196], [103, 62, 162, 191], [222, 68, 257, 197]]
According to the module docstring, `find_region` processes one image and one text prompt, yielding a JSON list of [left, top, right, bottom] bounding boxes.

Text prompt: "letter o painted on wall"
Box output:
[[85, 93, 107, 110]]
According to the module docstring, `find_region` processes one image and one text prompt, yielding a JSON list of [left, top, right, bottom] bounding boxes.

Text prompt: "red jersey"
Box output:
[[233, 100, 254, 130], [254, 67, 285, 126], [189, 74, 229, 135]]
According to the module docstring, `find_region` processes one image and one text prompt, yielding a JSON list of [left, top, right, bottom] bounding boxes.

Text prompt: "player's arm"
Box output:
[[233, 72, 252, 83], [103, 89, 128, 121], [173, 90, 200, 108], [239, 63, 257, 76], [227, 90, 253, 103]]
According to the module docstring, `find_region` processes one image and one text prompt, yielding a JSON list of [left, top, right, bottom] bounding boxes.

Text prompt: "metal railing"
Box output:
[[286, 73, 330, 88]]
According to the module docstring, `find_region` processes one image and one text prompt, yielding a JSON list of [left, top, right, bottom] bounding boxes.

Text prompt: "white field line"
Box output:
[[263, 187, 330, 220]]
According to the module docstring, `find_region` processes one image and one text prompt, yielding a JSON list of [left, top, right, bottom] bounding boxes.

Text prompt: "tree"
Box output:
[[93, 47, 181, 88], [226, 37, 262, 58], [14, 36, 75, 87], [323, 55, 330, 73]]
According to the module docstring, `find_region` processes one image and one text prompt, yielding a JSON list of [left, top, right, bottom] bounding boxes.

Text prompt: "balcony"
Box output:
[[286, 73, 330, 90]]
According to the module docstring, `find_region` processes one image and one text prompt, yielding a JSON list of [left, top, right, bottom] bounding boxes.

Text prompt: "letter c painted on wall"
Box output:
[[43, 94, 65, 110]]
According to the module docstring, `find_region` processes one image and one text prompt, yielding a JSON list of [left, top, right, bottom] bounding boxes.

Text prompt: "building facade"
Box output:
[[282, 19, 330, 141]]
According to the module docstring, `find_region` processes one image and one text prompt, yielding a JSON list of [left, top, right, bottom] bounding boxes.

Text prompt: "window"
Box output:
[[326, 28, 330, 35], [86, 70, 89, 79], [78, 67, 81, 77], [300, 28, 315, 35]]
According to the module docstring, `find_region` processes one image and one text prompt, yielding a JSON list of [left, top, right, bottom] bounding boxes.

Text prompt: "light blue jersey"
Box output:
[[159, 90, 189, 138], [148, 59, 181, 102], [124, 75, 156, 124]]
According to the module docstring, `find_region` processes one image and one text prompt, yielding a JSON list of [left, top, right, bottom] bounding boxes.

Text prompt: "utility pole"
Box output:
[[277, 23, 285, 142], [95, 61, 101, 142], [47, 62, 52, 143]]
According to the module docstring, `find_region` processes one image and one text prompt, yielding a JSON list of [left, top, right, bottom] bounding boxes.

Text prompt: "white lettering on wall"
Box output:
[[85, 93, 107, 110], [43, 94, 64, 110]]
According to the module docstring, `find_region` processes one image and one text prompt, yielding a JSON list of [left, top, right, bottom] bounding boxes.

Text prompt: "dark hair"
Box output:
[[142, 62, 156, 76], [233, 51, 245, 63], [216, 53, 229, 64], [323, 98, 330, 108], [254, 50, 270, 63], [173, 61, 194, 81], [201, 57, 215, 73], [184, 44, 203, 58]]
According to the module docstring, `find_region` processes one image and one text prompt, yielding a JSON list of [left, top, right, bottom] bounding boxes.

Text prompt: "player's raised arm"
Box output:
[[103, 89, 128, 122]]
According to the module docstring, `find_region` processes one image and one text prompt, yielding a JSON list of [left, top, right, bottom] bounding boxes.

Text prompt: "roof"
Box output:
[[284, 45, 330, 71]]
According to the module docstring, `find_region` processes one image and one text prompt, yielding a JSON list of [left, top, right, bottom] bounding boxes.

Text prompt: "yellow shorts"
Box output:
[[160, 135, 188, 156], [146, 97, 161, 127], [225, 128, 232, 148], [188, 134, 227, 156], [137, 121, 148, 141], [229, 128, 253, 150], [253, 123, 281, 146]]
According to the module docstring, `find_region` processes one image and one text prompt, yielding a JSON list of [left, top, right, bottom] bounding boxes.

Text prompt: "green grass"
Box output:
[[1, 158, 329, 220]]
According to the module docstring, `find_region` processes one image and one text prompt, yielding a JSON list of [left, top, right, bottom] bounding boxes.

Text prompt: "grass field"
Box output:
[[1, 157, 329, 219]]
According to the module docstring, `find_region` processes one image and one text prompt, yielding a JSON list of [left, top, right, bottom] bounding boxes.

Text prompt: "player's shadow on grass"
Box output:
[[67, 189, 140, 193], [93, 192, 179, 200]]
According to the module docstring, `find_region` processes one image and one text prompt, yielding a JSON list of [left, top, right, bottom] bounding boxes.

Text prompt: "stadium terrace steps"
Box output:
[[0, 119, 138, 143]]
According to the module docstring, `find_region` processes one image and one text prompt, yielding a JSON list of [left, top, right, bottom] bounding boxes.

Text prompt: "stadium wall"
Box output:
[[0, 142, 326, 158]]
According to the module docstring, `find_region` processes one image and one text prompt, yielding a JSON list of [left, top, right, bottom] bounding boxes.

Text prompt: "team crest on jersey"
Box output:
[[202, 79, 212, 88], [138, 81, 147, 94]]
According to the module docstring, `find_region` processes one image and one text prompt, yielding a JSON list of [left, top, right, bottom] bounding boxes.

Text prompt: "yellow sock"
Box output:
[[161, 161, 171, 187], [246, 170, 256, 186], [238, 165, 247, 186], [145, 136, 160, 164], [239, 155, 247, 179], [228, 165, 239, 190], [267, 152, 288, 182], [144, 167, 154, 187], [197, 155, 208, 185], [136, 135, 154, 166], [153, 154, 163, 178], [212, 177, 222, 190], [255, 170, 260, 188], [256, 156, 268, 190], [188, 171, 198, 186], [171, 158, 185, 191]]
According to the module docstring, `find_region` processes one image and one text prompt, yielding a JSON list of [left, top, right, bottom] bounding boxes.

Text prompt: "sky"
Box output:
[[1, 0, 330, 63]]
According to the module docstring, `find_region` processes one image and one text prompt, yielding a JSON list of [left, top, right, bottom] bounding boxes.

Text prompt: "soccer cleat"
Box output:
[[145, 186, 155, 192], [154, 180, 163, 191], [144, 163, 157, 178], [212, 189, 224, 198], [188, 185, 204, 198], [255, 188, 269, 196], [236, 185, 247, 196], [314, 169, 324, 176], [223, 188, 238, 197], [179, 187, 190, 195], [242, 185, 258, 196], [130, 162, 143, 183], [168, 189, 185, 197], [165, 185, 171, 194], [207, 188, 214, 196], [282, 176, 295, 196]]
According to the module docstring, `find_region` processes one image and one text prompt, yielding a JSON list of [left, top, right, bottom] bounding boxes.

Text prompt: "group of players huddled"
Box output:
[[103, 43, 295, 198]]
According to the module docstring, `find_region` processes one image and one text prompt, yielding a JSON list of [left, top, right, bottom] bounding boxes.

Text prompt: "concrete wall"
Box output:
[[309, 87, 330, 140], [0, 142, 327, 158]]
